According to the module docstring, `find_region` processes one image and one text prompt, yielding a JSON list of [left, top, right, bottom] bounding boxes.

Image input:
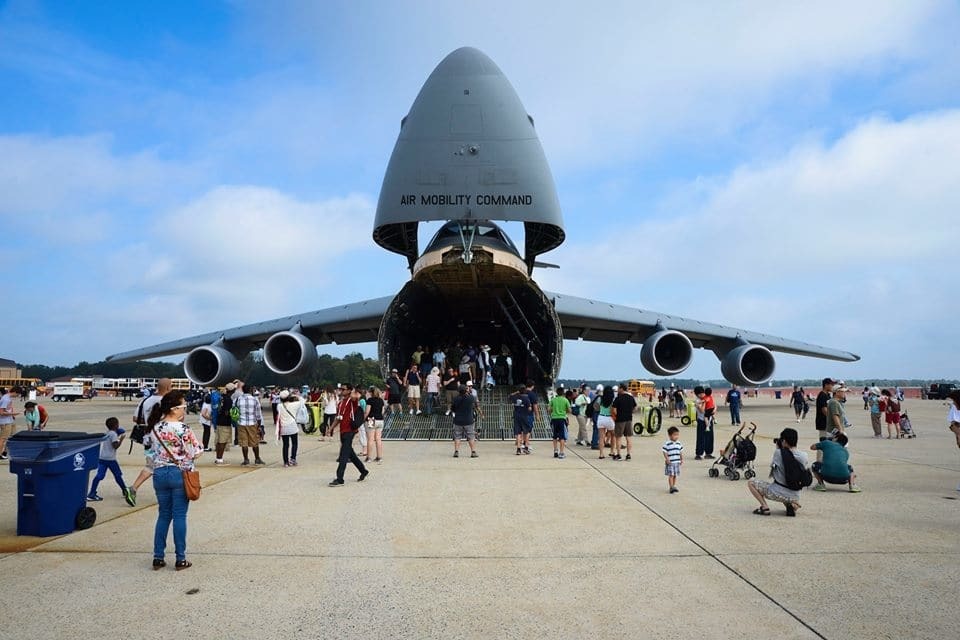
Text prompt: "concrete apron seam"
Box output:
[[24, 549, 711, 560], [569, 447, 828, 640]]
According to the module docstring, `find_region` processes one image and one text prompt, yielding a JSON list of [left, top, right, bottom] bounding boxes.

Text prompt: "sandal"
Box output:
[[152, 558, 166, 570], [175, 560, 192, 571], [752, 507, 771, 516]]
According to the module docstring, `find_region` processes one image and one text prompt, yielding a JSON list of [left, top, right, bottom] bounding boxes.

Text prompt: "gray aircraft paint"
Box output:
[[373, 47, 563, 271]]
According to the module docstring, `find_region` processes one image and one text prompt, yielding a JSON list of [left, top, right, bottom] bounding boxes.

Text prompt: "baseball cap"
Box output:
[[279, 390, 290, 400], [225, 383, 236, 391], [821, 378, 835, 386], [390, 368, 398, 373], [466, 380, 473, 386]]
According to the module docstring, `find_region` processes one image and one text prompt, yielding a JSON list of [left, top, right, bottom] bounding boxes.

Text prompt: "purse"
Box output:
[[152, 425, 201, 501]]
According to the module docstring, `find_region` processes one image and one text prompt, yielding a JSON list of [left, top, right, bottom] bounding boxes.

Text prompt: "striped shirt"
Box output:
[[662, 440, 683, 463], [234, 393, 263, 426]]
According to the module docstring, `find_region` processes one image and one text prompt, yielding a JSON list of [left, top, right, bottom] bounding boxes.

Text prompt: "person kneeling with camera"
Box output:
[[747, 427, 811, 517]]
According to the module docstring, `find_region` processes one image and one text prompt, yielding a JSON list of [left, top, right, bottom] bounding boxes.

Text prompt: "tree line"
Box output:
[[18, 352, 385, 390]]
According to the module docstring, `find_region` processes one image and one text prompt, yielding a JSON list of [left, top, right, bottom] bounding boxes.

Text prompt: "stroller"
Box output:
[[899, 413, 916, 438], [708, 422, 758, 481]]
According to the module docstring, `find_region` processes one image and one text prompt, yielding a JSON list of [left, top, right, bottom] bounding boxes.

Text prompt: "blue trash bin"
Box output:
[[7, 431, 105, 536]]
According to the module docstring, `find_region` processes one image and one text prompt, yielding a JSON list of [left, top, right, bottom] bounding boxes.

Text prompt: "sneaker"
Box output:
[[374, 458, 381, 463], [523, 447, 531, 455], [358, 470, 369, 482], [625, 454, 631, 461], [695, 455, 703, 461], [516, 448, 522, 455], [290, 459, 297, 466], [123, 487, 136, 507], [0, 453, 7, 460], [704, 454, 715, 459], [525, 445, 533, 453], [254, 458, 265, 465], [416, 410, 422, 415], [470, 451, 478, 458], [328, 479, 344, 487], [848, 485, 862, 493], [214, 459, 229, 465], [283, 462, 291, 467], [445, 410, 451, 416], [453, 450, 459, 458], [558, 452, 565, 459], [409, 409, 414, 415], [87, 494, 103, 502], [670, 487, 678, 494], [590, 445, 599, 450], [241, 460, 250, 466], [813, 483, 827, 492], [553, 451, 559, 458]]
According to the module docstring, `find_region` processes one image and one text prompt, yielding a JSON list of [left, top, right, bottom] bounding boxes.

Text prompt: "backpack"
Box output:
[[350, 401, 365, 430], [229, 403, 241, 424], [585, 397, 596, 419], [130, 398, 149, 444], [779, 447, 813, 491]]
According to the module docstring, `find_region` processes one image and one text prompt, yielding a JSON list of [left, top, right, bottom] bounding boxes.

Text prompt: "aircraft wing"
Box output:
[[105, 296, 394, 363], [546, 291, 859, 362]]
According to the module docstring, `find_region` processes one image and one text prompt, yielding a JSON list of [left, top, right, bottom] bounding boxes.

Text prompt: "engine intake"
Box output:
[[640, 330, 694, 376], [720, 344, 776, 386], [263, 331, 318, 377], [184, 345, 241, 387]]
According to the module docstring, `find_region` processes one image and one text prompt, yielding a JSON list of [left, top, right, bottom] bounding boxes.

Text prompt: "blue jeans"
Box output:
[[729, 404, 741, 425], [425, 392, 437, 414], [89, 459, 125, 496], [591, 415, 599, 447], [153, 465, 189, 562]]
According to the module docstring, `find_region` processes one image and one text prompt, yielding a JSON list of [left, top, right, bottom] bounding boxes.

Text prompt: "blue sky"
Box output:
[[2, 0, 958, 381]]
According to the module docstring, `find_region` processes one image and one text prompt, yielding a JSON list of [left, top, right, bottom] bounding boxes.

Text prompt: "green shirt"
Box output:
[[814, 440, 850, 479], [549, 395, 571, 419], [826, 398, 845, 431]]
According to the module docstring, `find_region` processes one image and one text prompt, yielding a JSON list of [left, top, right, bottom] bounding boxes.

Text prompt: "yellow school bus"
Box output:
[[627, 379, 656, 399]]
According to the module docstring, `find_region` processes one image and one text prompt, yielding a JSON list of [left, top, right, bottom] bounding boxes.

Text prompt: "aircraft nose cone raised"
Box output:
[[373, 47, 564, 266], [428, 46, 504, 78]]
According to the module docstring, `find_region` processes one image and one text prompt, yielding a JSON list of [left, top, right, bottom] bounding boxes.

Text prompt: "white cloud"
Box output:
[[544, 110, 960, 379], [235, 0, 959, 171], [0, 134, 198, 220], [103, 185, 378, 341]]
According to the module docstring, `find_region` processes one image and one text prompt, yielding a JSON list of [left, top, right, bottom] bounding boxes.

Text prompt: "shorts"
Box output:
[[0, 423, 14, 439], [615, 421, 632, 438], [597, 415, 615, 430], [513, 415, 530, 436], [551, 418, 568, 441], [365, 419, 384, 434], [445, 389, 458, 406], [407, 386, 421, 399], [665, 462, 681, 477], [453, 423, 476, 441], [674, 400, 684, 411], [885, 412, 900, 425], [749, 479, 798, 505], [237, 424, 260, 447], [811, 461, 853, 484], [215, 425, 233, 445]]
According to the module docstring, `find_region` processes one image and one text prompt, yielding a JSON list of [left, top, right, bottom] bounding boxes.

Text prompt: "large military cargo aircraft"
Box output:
[[107, 48, 858, 385]]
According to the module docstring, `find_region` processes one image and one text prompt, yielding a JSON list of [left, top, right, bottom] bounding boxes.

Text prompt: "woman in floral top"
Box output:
[[147, 390, 202, 571]]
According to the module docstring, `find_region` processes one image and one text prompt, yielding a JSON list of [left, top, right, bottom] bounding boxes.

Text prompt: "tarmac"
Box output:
[[0, 395, 958, 640]]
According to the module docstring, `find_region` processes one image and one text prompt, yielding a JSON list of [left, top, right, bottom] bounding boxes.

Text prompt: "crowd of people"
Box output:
[[2, 377, 960, 571]]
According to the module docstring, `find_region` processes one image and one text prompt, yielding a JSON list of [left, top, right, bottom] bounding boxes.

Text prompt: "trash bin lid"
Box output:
[[10, 430, 105, 441]]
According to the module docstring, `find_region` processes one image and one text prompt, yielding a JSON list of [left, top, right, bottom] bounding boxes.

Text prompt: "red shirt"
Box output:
[[336, 398, 359, 434], [704, 395, 716, 413]]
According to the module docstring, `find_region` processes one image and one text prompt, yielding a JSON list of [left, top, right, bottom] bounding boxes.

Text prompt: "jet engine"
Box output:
[[720, 343, 776, 386], [640, 329, 694, 376], [263, 330, 318, 377], [184, 345, 241, 387]]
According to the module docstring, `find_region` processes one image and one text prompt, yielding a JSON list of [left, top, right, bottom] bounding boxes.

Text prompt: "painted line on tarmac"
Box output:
[[569, 447, 828, 640]]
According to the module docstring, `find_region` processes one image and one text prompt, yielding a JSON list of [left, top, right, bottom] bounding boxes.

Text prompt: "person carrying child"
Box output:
[[662, 426, 684, 494], [88, 417, 136, 506]]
